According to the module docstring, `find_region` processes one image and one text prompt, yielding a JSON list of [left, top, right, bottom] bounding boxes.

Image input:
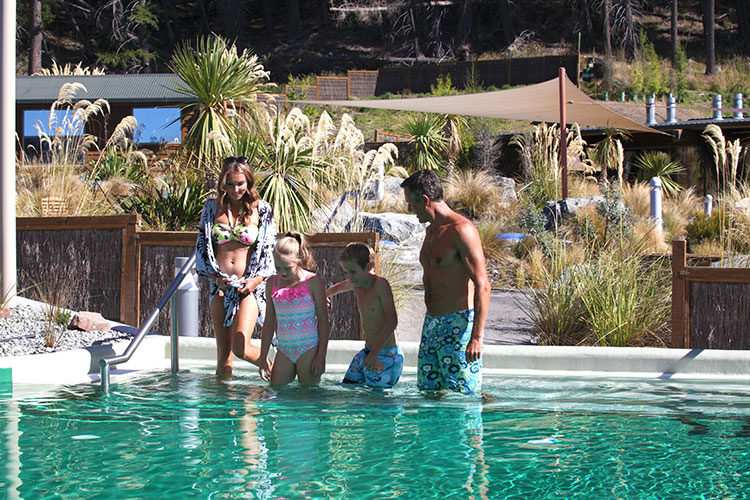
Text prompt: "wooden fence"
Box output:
[[17, 216, 378, 340], [672, 239, 750, 349]]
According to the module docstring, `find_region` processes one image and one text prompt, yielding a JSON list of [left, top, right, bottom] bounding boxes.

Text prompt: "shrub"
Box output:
[[685, 210, 728, 245], [120, 174, 207, 231]]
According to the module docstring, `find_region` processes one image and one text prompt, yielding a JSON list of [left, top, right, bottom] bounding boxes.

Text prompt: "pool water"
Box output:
[[2, 371, 750, 499]]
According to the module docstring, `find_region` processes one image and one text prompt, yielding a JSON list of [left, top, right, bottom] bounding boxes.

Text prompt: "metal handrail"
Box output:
[[99, 250, 197, 393]]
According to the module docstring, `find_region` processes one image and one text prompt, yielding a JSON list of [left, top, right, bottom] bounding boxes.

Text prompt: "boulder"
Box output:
[[493, 176, 518, 202], [383, 176, 405, 199], [70, 311, 114, 332], [733, 197, 750, 213], [562, 196, 606, 215], [356, 212, 425, 243], [311, 197, 355, 233]]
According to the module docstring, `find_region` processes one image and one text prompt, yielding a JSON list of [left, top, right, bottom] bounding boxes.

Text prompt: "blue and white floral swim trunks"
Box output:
[[418, 309, 482, 394], [344, 345, 404, 388]]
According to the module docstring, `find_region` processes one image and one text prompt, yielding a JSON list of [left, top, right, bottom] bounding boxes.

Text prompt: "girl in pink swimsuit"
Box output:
[[259, 232, 330, 385]]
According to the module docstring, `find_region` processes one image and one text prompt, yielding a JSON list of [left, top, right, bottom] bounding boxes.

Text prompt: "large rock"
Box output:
[[493, 176, 518, 202], [562, 196, 606, 215], [311, 197, 355, 232], [383, 176, 405, 199], [356, 212, 425, 243]]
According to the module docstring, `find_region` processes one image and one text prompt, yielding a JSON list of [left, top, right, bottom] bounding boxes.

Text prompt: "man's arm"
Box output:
[[456, 222, 491, 363]]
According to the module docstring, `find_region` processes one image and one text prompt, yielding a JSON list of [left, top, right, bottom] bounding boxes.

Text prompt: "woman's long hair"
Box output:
[[217, 157, 260, 224]]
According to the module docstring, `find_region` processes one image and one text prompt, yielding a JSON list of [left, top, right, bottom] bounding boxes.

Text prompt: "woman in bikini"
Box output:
[[258, 232, 330, 386], [196, 156, 276, 376]]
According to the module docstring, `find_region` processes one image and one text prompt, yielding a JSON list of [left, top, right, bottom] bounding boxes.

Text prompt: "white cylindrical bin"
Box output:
[[173, 256, 200, 337], [704, 194, 713, 217], [650, 177, 663, 234]]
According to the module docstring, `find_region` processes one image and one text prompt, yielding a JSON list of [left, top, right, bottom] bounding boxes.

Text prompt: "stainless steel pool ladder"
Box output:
[[99, 251, 197, 393]]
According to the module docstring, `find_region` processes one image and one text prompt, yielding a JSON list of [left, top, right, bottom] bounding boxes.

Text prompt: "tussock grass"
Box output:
[[444, 169, 505, 219], [622, 181, 651, 218], [16, 161, 117, 217]]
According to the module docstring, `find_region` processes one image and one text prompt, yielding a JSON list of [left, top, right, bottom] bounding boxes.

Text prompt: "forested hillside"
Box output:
[[16, 0, 749, 83]]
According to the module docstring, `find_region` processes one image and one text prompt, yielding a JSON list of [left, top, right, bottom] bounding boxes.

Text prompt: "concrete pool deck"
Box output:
[[4, 336, 750, 390]]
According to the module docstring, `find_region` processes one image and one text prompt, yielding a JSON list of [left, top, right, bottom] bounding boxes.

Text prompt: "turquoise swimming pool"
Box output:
[[2, 371, 749, 499]]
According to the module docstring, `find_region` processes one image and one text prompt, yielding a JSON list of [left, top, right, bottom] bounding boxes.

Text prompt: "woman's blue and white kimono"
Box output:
[[196, 198, 277, 328]]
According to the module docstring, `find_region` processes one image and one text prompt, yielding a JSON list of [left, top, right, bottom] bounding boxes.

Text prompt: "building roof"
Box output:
[[16, 74, 196, 106]]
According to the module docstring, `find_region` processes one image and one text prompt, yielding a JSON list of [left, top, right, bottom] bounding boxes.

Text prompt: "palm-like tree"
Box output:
[[633, 151, 684, 197], [400, 113, 448, 172], [169, 35, 269, 175]]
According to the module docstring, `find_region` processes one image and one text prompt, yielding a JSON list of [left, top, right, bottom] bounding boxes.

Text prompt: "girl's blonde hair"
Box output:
[[274, 231, 315, 270]]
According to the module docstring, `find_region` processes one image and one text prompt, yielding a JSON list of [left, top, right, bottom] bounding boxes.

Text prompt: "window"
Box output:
[[24, 109, 84, 138], [132, 107, 181, 144]]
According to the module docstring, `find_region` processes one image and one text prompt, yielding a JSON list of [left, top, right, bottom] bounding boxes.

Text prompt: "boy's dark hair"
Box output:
[[340, 242, 375, 270], [400, 169, 444, 202]]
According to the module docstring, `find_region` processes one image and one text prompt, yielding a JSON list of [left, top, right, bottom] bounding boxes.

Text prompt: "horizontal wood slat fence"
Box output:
[[17, 216, 378, 341], [672, 239, 750, 349]]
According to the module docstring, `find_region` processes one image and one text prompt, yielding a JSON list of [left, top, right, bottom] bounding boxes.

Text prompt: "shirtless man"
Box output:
[[401, 170, 491, 394]]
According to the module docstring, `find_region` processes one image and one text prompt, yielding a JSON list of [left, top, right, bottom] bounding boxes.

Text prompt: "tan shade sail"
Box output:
[[296, 73, 661, 134]]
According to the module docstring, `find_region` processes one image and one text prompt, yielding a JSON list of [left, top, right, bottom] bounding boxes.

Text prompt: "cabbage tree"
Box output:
[[169, 35, 269, 174]]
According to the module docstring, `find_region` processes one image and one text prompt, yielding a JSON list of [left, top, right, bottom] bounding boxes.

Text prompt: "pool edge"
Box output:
[[3, 337, 750, 390]]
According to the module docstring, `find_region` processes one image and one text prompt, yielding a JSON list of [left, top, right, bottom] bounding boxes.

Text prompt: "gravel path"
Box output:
[[0, 303, 132, 357]]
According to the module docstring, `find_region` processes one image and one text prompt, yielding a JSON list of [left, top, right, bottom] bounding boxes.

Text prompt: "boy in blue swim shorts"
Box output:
[[327, 243, 403, 388]]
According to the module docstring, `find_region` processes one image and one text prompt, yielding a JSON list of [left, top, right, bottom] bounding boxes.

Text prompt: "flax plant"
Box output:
[[575, 252, 671, 347], [632, 151, 684, 197]]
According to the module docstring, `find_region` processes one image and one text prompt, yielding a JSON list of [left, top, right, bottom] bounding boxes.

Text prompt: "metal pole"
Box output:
[[171, 294, 179, 374], [733, 93, 743, 119], [0, 0, 17, 307], [100, 250, 197, 393], [704, 194, 713, 216], [559, 67, 568, 200], [650, 177, 663, 234]]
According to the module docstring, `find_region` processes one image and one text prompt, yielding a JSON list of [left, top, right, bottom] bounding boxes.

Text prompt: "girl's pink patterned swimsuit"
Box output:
[[271, 274, 319, 363]]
